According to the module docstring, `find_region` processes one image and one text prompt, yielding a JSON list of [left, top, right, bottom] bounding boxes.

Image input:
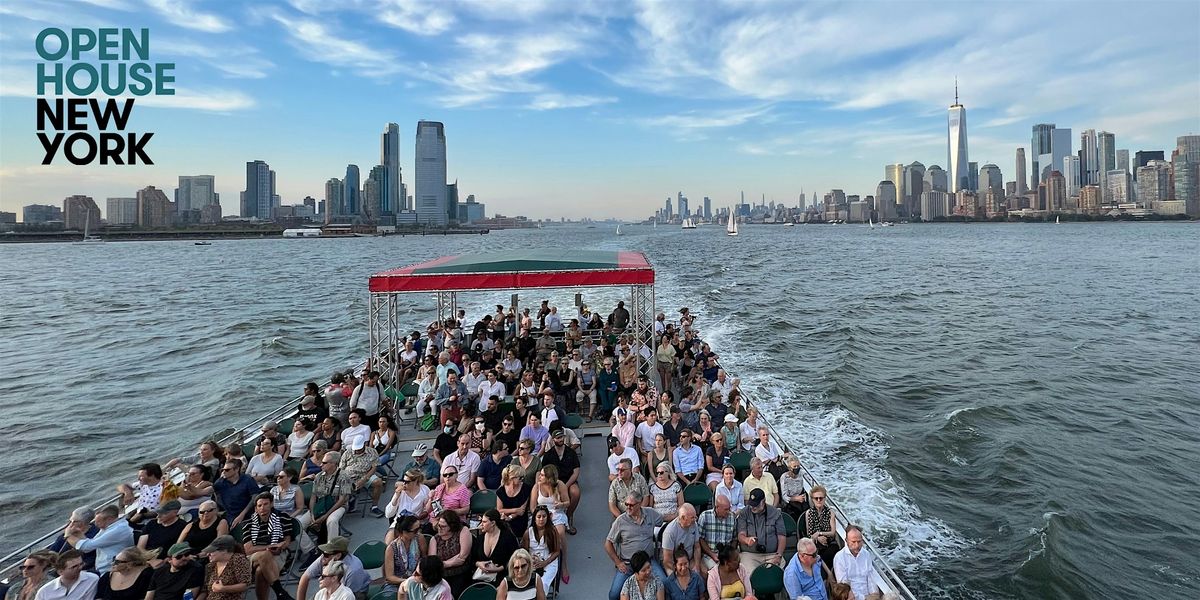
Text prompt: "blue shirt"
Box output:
[[214, 474, 261, 520], [664, 570, 704, 600], [75, 519, 133, 574], [672, 444, 704, 476], [784, 555, 829, 600], [50, 525, 98, 571]]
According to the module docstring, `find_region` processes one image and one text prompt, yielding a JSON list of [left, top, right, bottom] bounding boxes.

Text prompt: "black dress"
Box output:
[[97, 568, 154, 600], [496, 483, 531, 538], [183, 518, 222, 554], [472, 529, 520, 582]]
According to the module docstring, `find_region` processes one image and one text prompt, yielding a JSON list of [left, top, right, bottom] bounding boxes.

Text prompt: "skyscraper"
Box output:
[[1097, 131, 1116, 202], [925, 165, 948, 192], [363, 165, 386, 222], [381, 123, 401, 214], [1136, 160, 1171, 206], [875, 180, 897, 220], [1171, 156, 1198, 216], [343, 164, 360, 217], [1031, 124, 1055, 187], [176, 175, 216, 213], [1178, 135, 1200, 163], [1063, 155, 1081, 198], [1050, 127, 1073, 184], [903, 161, 925, 218], [1015, 148, 1028, 195], [1133, 151, 1165, 180], [677, 192, 689, 219], [136, 186, 172, 227], [1116, 149, 1130, 176], [1045, 171, 1067, 212], [1107, 169, 1132, 205], [702, 196, 712, 220], [446, 181, 459, 224], [414, 120, 448, 226], [978, 164, 1003, 194], [967, 161, 979, 192], [324, 178, 343, 224], [947, 83, 969, 193], [1080, 129, 1098, 185], [241, 160, 274, 220]]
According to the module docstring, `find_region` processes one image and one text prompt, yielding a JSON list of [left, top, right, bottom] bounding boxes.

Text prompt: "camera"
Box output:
[[755, 544, 766, 553]]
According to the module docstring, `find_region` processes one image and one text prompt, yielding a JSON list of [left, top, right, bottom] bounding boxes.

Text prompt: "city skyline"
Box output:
[[1, 1, 1197, 219]]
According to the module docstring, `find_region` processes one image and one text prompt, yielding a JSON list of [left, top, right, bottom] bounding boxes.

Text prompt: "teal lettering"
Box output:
[[65, 63, 97, 95], [97, 28, 119, 60], [126, 28, 149, 61], [36, 62, 62, 95], [155, 63, 175, 95], [70, 29, 96, 60], [128, 63, 153, 96], [35, 28, 67, 61]]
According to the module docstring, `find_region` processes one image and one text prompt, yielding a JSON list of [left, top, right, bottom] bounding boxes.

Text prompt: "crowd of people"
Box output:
[[6, 301, 898, 600]]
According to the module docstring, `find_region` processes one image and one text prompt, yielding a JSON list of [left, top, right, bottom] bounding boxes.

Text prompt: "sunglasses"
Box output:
[[19, 565, 37, 571], [443, 472, 457, 478], [402, 478, 414, 484], [812, 496, 826, 501], [199, 508, 215, 514]]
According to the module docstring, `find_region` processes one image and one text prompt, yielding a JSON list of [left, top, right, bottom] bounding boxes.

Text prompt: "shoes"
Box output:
[[370, 506, 384, 518], [566, 525, 577, 535]]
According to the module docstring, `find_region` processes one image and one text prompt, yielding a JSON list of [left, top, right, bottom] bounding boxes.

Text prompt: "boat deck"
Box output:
[[287, 419, 616, 599]]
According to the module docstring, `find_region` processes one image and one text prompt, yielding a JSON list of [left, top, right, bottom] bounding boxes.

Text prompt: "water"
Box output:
[[1, 223, 1198, 599]]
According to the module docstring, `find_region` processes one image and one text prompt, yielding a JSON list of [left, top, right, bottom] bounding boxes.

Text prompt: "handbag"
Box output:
[[472, 567, 498, 583]]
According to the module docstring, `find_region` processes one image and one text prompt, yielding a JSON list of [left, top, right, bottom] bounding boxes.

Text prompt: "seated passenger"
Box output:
[[65, 505, 133, 574], [476, 440, 512, 491], [115, 463, 168, 524], [429, 512, 474, 597], [649, 464, 683, 522], [741, 458, 779, 509], [385, 470, 431, 535], [301, 441, 330, 482], [242, 494, 294, 600], [705, 544, 754, 600], [735, 489, 785, 573], [137, 500, 187, 566], [671, 429, 705, 488], [176, 465, 214, 518], [338, 437, 384, 517], [607, 437, 642, 481], [804, 485, 839, 569], [96, 547, 156, 600], [287, 419, 317, 461], [778, 455, 809, 523], [661, 504, 702, 576], [338, 412, 370, 451], [783, 538, 829, 600], [610, 408, 635, 449], [246, 437, 285, 487], [177, 501, 229, 555], [834, 525, 882, 600], [440, 434, 482, 488], [705, 432, 731, 488], [399, 444, 440, 486], [608, 458, 648, 519], [49, 507, 98, 572], [213, 461, 260, 526], [8, 550, 56, 600], [34, 550, 98, 600], [698, 496, 737, 572], [270, 468, 312, 554], [714, 466, 744, 514], [147, 543, 204, 600], [382, 517, 428, 597], [297, 538, 370, 600]]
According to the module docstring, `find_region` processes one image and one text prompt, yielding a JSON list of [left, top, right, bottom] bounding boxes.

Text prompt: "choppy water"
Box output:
[[1, 223, 1198, 599]]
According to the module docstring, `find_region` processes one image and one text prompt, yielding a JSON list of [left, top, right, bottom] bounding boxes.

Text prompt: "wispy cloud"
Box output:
[[526, 93, 616, 111], [143, 0, 231, 33], [376, 0, 456, 36], [265, 9, 404, 78], [156, 40, 273, 79], [638, 105, 773, 138]]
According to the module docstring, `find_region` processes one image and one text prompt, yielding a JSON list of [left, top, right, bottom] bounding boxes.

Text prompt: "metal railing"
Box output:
[[736, 386, 918, 600], [0, 362, 366, 581]]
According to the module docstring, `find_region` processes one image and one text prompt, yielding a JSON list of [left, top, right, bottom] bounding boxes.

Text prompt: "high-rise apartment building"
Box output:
[[1171, 156, 1198, 216], [446, 181, 459, 224], [343, 164, 360, 217], [63, 195, 101, 231], [904, 161, 925, 217], [1045, 171, 1067, 212], [382, 123, 401, 214], [137, 186, 172, 227], [324, 178, 343, 224], [1107, 169, 1132, 205], [363, 165, 386, 222], [1079, 185, 1102, 214], [875, 180, 897, 220], [677, 192, 689, 219], [947, 87, 969, 193], [23, 204, 62, 224], [176, 175, 216, 213], [1178, 135, 1200, 163], [1015, 148, 1028, 195], [106, 197, 139, 225], [241, 160, 275, 220], [414, 120, 448, 226], [919, 190, 949, 220], [1097, 131, 1116, 202], [1133, 151, 1165, 180], [702, 197, 712, 220], [1080, 129, 1098, 185]]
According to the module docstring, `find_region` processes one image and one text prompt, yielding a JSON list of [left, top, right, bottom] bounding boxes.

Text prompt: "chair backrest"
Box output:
[[683, 483, 713, 511], [459, 582, 498, 600], [470, 489, 498, 515], [353, 540, 387, 570], [278, 418, 295, 435], [230, 521, 248, 544], [750, 563, 785, 594], [782, 512, 798, 537]]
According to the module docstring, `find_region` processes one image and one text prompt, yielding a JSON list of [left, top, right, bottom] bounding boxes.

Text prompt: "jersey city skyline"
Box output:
[[0, 1, 1197, 220]]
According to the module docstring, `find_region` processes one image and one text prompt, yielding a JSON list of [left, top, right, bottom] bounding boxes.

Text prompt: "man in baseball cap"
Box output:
[[735, 488, 786, 572], [147, 543, 204, 600]]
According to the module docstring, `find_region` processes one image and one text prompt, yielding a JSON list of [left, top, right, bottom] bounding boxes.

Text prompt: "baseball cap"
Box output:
[[158, 500, 182, 513], [202, 535, 238, 554], [747, 488, 765, 508], [167, 542, 193, 558], [350, 436, 367, 451]]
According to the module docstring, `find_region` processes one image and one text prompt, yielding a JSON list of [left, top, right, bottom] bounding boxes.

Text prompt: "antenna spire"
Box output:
[[954, 77, 959, 105]]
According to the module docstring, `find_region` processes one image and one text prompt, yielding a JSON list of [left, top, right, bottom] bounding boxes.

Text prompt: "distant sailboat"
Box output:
[[75, 208, 103, 244], [681, 218, 696, 229], [726, 208, 738, 236], [1056, 215, 1061, 224], [616, 224, 623, 236], [869, 216, 875, 229]]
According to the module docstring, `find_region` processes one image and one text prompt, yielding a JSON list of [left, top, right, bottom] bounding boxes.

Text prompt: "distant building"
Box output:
[[1063, 156, 1080, 198], [1080, 129, 1098, 185], [967, 161, 979, 192], [344, 164, 360, 217], [137, 186, 172, 227], [1079, 185, 1102, 214], [1136, 160, 1171, 205], [1116, 149, 1130, 177], [947, 87, 969, 193], [23, 204, 62, 224], [457, 194, 485, 224], [414, 120, 448, 226], [1097, 132, 1116, 202], [702, 196, 712, 220], [176, 175, 216, 213], [903, 161, 925, 218], [1133, 151, 1165, 180], [677, 191, 689, 220], [924, 164, 948, 193], [241, 160, 275, 220], [63, 195, 101, 231], [446, 181, 459, 224], [1178, 135, 1200, 163], [200, 204, 222, 224], [1015, 148, 1028, 195], [875, 180, 897, 220], [1031, 124, 1055, 186], [1045, 170, 1067, 212], [978, 164, 1003, 194], [920, 190, 949, 220], [1106, 169, 1132, 205], [363, 164, 386, 222], [106, 197, 139, 225], [381, 123, 401, 214], [1171, 154, 1199, 217], [0, 211, 14, 232], [954, 190, 979, 218], [325, 177, 343, 223]]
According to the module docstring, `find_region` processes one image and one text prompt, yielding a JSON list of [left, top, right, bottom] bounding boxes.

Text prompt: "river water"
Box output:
[[1, 223, 1197, 598]]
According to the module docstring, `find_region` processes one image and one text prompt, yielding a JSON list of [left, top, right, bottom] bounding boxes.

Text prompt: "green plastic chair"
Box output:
[[470, 489, 498, 515], [683, 483, 713, 512], [230, 521, 247, 544], [562, 413, 584, 430], [782, 512, 798, 537], [241, 442, 258, 458], [399, 381, 419, 399], [750, 563, 785, 596], [728, 451, 751, 472], [353, 540, 386, 570], [384, 386, 402, 402], [278, 418, 295, 435], [459, 582, 498, 600]]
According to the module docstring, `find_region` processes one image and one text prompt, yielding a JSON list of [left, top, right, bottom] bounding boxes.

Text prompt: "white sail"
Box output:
[[726, 208, 738, 236]]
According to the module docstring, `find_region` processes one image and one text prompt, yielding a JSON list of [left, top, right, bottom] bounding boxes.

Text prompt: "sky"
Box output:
[[1, 0, 1198, 220]]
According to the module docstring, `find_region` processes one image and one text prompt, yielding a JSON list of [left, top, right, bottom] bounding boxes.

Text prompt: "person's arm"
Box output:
[[655, 584, 664, 600], [177, 521, 193, 544], [476, 473, 488, 492], [605, 539, 629, 574], [382, 542, 402, 585], [293, 486, 307, 516], [137, 532, 149, 549], [705, 569, 722, 600], [444, 528, 472, 568], [296, 568, 313, 600]]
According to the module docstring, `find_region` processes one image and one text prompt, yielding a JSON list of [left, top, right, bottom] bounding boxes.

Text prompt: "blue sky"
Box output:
[[1, 0, 1197, 220]]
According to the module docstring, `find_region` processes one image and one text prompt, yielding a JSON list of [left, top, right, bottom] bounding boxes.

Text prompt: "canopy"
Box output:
[[368, 250, 655, 293]]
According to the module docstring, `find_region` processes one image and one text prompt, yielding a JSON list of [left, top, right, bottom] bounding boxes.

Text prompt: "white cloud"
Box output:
[[266, 10, 404, 78], [156, 40, 273, 79], [376, 0, 456, 35], [144, 0, 232, 33], [137, 87, 255, 112], [526, 93, 616, 110]]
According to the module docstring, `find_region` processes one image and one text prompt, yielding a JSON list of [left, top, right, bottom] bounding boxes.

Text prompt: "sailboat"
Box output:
[[616, 224, 623, 236], [1055, 215, 1060, 224], [75, 208, 103, 244], [869, 216, 875, 229], [681, 218, 696, 229], [726, 208, 738, 236]]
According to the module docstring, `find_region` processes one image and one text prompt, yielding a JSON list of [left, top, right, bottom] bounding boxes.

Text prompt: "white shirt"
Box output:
[[478, 380, 506, 411], [463, 371, 487, 399], [710, 377, 734, 401], [400, 349, 418, 363], [35, 573, 99, 600], [442, 450, 481, 486], [385, 485, 430, 520], [635, 421, 663, 454], [545, 312, 563, 332], [607, 446, 641, 475], [341, 424, 371, 447], [754, 439, 784, 463], [738, 421, 758, 451], [834, 545, 881, 599]]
